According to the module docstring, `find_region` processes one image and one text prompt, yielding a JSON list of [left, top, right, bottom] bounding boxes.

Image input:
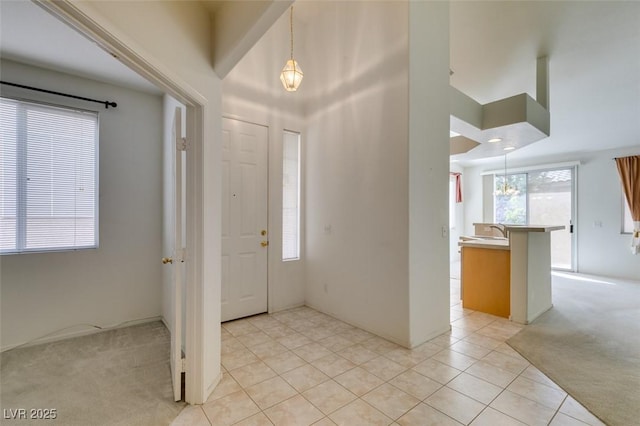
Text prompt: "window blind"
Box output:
[[0, 97, 98, 254], [282, 131, 300, 260]]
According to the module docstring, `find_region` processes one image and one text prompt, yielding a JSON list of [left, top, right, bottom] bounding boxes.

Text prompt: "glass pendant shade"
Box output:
[[280, 59, 303, 92]]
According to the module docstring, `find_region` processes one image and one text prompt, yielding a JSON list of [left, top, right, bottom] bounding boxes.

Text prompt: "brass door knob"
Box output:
[[261, 241, 269, 247], [162, 257, 173, 264]]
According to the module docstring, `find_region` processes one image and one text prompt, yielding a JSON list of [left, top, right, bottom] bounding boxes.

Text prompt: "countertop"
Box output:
[[472, 223, 565, 233], [458, 238, 510, 251], [505, 225, 565, 232]]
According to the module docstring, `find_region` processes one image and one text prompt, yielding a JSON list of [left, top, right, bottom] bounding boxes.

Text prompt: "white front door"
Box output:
[[163, 106, 185, 401], [221, 118, 269, 322]]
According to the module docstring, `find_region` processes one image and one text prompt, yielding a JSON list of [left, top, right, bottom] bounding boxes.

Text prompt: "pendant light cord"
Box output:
[[280, 5, 302, 91], [504, 154, 508, 193], [290, 6, 295, 60]]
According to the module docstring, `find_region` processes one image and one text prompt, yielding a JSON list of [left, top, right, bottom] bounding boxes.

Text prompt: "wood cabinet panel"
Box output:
[[461, 247, 510, 318]]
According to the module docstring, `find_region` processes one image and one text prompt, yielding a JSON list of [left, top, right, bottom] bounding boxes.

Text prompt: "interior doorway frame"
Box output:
[[36, 0, 208, 404]]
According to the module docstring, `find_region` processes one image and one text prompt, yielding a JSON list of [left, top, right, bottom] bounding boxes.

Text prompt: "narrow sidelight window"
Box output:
[[282, 130, 300, 260]]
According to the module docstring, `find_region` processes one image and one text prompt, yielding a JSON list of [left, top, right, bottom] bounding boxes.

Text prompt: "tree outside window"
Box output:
[[494, 174, 527, 224]]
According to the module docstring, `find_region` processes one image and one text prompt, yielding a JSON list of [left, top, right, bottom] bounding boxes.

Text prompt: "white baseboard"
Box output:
[[1, 316, 162, 353], [268, 302, 305, 314], [303, 302, 418, 349]]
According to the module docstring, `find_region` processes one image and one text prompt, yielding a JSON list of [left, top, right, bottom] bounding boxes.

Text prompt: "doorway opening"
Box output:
[[25, 0, 210, 404]]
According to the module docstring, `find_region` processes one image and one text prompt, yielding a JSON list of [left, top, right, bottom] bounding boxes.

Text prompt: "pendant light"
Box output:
[[280, 6, 303, 92], [503, 153, 509, 194], [496, 154, 513, 196]]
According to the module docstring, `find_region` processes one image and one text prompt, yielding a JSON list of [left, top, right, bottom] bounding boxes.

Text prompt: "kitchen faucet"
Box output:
[[488, 224, 509, 238]]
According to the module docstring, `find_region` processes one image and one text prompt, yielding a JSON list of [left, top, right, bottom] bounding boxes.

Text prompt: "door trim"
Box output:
[[38, 0, 210, 404]]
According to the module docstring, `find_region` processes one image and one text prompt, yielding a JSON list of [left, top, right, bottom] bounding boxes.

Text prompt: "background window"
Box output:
[[0, 97, 98, 254], [449, 177, 456, 229], [494, 173, 527, 224], [282, 130, 300, 260], [623, 199, 633, 234], [493, 167, 574, 270]]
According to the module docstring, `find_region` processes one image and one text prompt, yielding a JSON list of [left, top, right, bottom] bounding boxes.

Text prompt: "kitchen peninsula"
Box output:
[[459, 224, 565, 324]]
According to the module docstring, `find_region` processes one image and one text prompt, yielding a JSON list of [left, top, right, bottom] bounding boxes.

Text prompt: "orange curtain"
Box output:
[[615, 155, 640, 254], [450, 172, 462, 203]]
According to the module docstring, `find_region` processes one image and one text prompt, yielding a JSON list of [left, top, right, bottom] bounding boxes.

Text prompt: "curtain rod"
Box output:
[[0, 81, 117, 109]]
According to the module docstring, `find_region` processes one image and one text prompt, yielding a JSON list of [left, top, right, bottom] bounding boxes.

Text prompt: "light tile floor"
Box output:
[[171, 279, 604, 426]]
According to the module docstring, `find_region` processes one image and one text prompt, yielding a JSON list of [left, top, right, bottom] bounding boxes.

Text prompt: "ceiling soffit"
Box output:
[[450, 58, 550, 161]]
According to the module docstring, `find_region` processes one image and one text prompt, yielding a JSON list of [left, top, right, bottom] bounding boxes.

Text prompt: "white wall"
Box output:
[[223, 2, 451, 348], [463, 168, 479, 234], [212, 0, 292, 78], [0, 60, 163, 351], [408, 1, 451, 347], [463, 147, 640, 280], [302, 1, 411, 345], [222, 8, 306, 312], [462, 166, 496, 237], [575, 149, 640, 279], [449, 163, 465, 262]]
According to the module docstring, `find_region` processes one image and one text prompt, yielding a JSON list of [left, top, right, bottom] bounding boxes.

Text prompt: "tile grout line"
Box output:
[[547, 394, 570, 426], [200, 404, 214, 426], [214, 294, 592, 426], [457, 315, 582, 424]]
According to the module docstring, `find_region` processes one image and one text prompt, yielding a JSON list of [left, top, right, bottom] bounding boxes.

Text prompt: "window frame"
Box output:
[[493, 172, 528, 225], [282, 129, 301, 261], [492, 165, 577, 271], [622, 196, 634, 234], [0, 96, 99, 255], [449, 176, 456, 230]]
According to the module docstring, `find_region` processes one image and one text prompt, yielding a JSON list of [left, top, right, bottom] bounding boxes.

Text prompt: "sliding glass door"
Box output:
[[494, 167, 575, 270], [528, 169, 574, 270]]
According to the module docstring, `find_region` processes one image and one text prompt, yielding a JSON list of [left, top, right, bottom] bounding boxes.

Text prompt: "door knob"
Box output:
[[162, 257, 173, 264], [261, 241, 269, 247]]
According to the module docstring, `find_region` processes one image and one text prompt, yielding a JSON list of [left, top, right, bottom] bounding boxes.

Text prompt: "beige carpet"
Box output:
[[1, 321, 185, 426], [507, 272, 640, 426]]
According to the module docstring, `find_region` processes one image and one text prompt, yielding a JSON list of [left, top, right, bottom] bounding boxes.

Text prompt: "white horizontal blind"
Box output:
[[282, 130, 300, 260], [0, 97, 98, 253]]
